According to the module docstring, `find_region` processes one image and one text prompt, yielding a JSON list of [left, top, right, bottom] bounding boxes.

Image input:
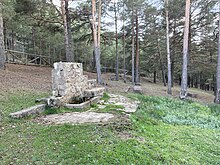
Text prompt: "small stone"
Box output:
[[98, 105, 106, 109], [97, 100, 105, 105], [133, 85, 143, 94]]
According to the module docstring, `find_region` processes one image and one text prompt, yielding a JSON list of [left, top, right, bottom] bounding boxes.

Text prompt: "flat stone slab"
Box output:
[[107, 94, 139, 113], [10, 104, 46, 118], [37, 112, 114, 124]]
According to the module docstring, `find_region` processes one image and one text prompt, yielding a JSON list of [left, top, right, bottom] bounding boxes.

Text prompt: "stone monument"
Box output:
[[50, 62, 104, 106]]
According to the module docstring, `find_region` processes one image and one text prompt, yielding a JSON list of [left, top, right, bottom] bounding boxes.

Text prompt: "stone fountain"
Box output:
[[10, 62, 105, 118]]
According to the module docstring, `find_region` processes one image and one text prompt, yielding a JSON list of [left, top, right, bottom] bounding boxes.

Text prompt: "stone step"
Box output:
[[84, 87, 105, 98]]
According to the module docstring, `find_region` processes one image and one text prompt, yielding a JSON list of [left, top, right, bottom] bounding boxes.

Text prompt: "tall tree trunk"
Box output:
[[32, 27, 36, 54], [214, 0, 220, 103], [0, 2, 5, 69], [131, 6, 135, 84], [114, 2, 119, 81], [180, 0, 191, 99], [157, 39, 166, 86], [123, 1, 126, 83], [171, 20, 177, 87], [135, 10, 140, 84], [92, 0, 102, 84], [153, 71, 157, 83], [61, 0, 73, 62], [165, 0, 172, 95], [89, 22, 96, 71]]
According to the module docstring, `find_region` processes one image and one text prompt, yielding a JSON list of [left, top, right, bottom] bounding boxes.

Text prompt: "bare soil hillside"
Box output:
[[0, 64, 215, 103], [0, 64, 51, 94]]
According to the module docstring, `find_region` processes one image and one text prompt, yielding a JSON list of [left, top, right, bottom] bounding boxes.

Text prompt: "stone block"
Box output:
[[64, 96, 101, 109], [88, 79, 96, 89], [52, 62, 89, 103], [9, 104, 46, 118], [84, 87, 105, 98], [133, 85, 143, 94]]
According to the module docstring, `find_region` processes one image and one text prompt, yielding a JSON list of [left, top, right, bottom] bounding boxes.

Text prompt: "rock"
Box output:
[[133, 85, 143, 94], [46, 96, 62, 107], [97, 100, 105, 105], [38, 112, 115, 124], [84, 87, 105, 98], [88, 79, 96, 89], [9, 104, 46, 119], [107, 94, 140, 113], [125, 86, 132, 93], [98, 105, 106, 109]]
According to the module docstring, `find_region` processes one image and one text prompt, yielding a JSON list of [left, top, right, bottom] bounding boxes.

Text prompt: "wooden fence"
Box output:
[[5, 49, 53, 66]]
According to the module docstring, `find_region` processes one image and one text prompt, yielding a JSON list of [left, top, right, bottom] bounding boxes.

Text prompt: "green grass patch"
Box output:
[[0, 91, 48, 121], [95, 104, 125, 114], [1, 92, 220, 164], [131, 95, 220, 129], [100, 92, 110, 102]]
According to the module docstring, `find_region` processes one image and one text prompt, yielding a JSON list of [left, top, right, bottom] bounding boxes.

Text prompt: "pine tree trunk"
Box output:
[[131, 8, 135, 85], [154, 71, 157, 83], [0, 2, 5, 69], [92, 0, 102, 85], [114, 2, 119, 81], [123, 1, 126, 83], [214, 0, 220, 103], [165, 0, 172, 94], [180, 0, 191, 99], [135, 10, 140, 84], [191, 74, 194, 88], [157, 39, 166, 86], [61, 0, 73, 62], [171, 20, 177, 87]]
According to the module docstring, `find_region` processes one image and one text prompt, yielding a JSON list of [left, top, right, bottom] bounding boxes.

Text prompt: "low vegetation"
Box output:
[[0, 91, 220, 164]]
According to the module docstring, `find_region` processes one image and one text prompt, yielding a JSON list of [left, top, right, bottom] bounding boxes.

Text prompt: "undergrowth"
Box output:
[[130, 95, 220, 129]]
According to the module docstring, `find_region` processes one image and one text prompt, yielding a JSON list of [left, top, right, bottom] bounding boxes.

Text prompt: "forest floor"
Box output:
[[1, 64, 219, 164], [0, 63, 215, 104]]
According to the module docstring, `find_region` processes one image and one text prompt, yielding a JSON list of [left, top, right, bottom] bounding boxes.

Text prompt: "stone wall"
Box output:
[[52, 62, 89, 103]]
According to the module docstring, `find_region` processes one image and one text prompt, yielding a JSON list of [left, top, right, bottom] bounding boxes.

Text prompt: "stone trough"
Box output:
[[10, 62, 105, 118]]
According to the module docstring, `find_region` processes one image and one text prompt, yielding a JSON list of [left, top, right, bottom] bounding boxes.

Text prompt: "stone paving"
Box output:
[[36, 94, 140, 125], [38, 112, 115, 125], [106, 94, 140, 113]]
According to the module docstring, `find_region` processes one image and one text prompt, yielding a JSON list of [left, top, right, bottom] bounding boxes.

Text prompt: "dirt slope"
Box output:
[[0, 64, 214, 103]]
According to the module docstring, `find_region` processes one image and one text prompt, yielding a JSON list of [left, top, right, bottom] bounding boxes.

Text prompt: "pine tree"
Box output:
[[0, 2, 5, 69], [165, 0, 172, 94], [180, 0, 191, 99], [214, 0, 220, 104], [92, 0, 102, 84]]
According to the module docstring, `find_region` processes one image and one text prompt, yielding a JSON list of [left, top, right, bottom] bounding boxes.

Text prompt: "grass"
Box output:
[[95, 104, 125, 114], [1, 91, 220, 164], [100, 92, 110, 102]]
